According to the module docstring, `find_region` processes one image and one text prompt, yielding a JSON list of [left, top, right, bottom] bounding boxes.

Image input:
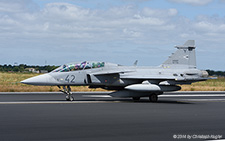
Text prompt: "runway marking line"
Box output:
[[178, 99, 225, 102], [1, 99, 225, 104], [159, 94, 225, 97], [1, 94, 225, 104], [83, 94, 225, 98], [82, 95, 112, 98], [0, 101, 121, 105]]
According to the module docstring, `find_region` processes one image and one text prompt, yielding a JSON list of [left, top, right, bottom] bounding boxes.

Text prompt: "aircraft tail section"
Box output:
[[162, 40, 196, 68]]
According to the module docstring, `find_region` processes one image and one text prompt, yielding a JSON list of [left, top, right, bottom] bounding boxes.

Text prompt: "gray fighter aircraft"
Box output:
[[21, 40, 210, 102]]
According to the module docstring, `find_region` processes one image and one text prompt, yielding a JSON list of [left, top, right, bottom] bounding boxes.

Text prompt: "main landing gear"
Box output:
[[149, 94, 158, 102], [132, 94, 158, 102], [58, 86, 74, 101]]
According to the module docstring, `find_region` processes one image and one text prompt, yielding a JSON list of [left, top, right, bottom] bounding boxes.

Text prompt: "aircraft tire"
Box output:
[[132, 97, 140, 101], [149, 94, 158, 102], [66, 95, 74, 101], [70, 96, 74, 101], [66, 96, 69, 101]]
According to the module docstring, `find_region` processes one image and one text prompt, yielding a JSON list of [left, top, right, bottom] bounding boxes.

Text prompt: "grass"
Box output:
[[181, 78, 225, 91], [0, 72, 105, 92], [0, 72, 224, 92]]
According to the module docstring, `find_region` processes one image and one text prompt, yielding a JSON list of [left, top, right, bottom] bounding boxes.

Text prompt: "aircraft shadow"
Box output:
[[60, 99, 191, 104], [21, 98, 193, 104]]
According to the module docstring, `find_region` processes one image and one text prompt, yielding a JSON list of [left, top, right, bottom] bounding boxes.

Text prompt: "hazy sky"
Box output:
[[0, 0, 225, 70]]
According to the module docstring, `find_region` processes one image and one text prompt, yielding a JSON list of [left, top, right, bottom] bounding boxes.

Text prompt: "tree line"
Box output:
[[0, 64, 59, 73], [206, 70, 225, 77]]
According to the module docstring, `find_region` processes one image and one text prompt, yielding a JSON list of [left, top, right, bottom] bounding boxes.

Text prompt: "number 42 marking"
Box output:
[[65, 75, 75, 83]]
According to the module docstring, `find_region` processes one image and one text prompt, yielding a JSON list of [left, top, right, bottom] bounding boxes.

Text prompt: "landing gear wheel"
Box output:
[[58, 86, 74, 101], [69, 96, 74, 101], [66, 96, 70, 101], [149, 94, 158, 102], [132, 97, 140, 101], [66, 96, 74, 101]]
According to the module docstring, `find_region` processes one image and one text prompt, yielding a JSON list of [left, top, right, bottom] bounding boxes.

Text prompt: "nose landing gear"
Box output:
[[58, 86, 74, 101]]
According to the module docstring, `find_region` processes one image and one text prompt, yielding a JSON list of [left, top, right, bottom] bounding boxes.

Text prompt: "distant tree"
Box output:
[[206, 70, 214, 76], [0, 65, 3, 71], [12, 66, 19, 72], [206, 69, 225, 76]]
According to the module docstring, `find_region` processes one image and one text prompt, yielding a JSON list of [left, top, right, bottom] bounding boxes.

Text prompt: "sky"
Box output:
[[0, 0, 225, 70]]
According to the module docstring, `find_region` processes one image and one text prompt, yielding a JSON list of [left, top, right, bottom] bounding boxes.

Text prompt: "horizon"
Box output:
[[0, 63, 224, 71]]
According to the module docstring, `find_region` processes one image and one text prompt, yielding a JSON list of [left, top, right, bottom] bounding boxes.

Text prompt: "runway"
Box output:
[[0, 91, 225, 141]]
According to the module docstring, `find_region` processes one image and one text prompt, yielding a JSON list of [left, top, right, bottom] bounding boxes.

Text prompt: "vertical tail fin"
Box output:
[[162, 40, 196, 68]]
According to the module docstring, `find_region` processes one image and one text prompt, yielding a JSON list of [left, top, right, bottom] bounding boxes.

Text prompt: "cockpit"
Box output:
[[52, 61, 105, 72]]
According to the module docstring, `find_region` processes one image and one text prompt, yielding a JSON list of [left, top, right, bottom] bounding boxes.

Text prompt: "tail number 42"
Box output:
[[65, 75, 75, 83]]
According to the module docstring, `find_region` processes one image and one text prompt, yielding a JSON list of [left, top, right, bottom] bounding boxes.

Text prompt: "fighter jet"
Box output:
[[21, 40, 211, 102]]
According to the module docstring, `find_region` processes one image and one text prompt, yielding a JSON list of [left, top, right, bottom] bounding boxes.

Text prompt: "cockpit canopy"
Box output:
[[52, 61, 105, 72]]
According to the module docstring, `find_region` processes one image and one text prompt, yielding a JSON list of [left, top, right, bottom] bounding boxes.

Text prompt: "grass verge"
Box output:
[[0, 72, 224, 92]]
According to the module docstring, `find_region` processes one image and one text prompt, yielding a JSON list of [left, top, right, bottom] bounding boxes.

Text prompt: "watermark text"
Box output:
[[173, 134, 222, 140]]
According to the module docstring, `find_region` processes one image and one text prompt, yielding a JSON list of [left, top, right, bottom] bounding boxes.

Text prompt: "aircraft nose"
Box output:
[[21, 73, 58, 86]]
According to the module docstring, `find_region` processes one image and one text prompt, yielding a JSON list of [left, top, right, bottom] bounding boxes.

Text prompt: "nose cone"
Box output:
[[21, 73, 59, 86]]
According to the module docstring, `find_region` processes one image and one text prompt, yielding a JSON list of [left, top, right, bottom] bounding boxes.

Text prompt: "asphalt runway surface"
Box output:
[[0, 91, 225, 141]]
